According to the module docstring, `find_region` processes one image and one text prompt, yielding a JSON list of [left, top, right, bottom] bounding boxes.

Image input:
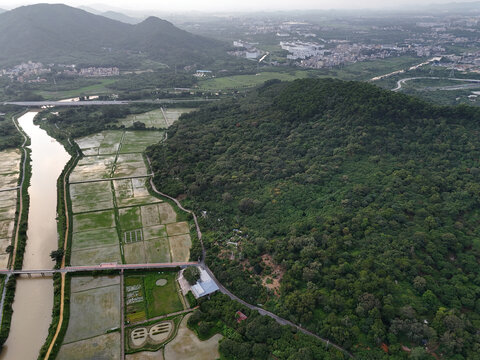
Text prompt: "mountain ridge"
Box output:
[[0, 4, 223, 67], [146, 78, 480, 358]]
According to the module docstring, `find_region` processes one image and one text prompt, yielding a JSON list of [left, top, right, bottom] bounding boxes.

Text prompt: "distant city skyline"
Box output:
[[1, 0, 479, 12]]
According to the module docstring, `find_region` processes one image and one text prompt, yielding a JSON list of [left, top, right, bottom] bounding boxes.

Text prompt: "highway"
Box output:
[[392, 76, 480, 92], [4, 99, 217, 107]]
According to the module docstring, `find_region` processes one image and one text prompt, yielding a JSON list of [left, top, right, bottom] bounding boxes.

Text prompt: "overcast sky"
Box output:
[[0, 0, 477, 12]]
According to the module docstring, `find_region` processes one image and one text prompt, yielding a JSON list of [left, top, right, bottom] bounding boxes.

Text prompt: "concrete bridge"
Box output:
[[0, 261, 198, 277]]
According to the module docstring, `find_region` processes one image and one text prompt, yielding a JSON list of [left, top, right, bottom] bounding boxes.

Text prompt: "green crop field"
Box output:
[[70, 181, 114, 213], [119, 206, 143, 232], [117, 109, 168, 129], [198, 71, 309, 90], [73, 209, 116, 233], [34, 78, 117, 101], [125, 272, 183, 320], [72, 228, 119, 250], [144, 272, 183, 317], [119, 131, 163, 154]]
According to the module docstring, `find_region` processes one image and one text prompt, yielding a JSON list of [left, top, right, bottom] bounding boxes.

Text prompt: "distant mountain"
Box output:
[[423, 1, 480, 13], [78, 6, 142, 24], [0, 4, 224, 67], [0, 9, 5, 14], [101, 11, 142, 24]]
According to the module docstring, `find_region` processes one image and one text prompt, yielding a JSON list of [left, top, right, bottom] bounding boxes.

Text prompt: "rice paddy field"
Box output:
[[117, 109, 168, 129], [0, 148, 21, 189], [115, 108, 197, 129], [69, 129, 192, 266], [71, 209, 121, 265], [162, 108, 196, 127], [0, 149, 21, 268], [120, 202, 191, 264], [57, 276, 121, 360]]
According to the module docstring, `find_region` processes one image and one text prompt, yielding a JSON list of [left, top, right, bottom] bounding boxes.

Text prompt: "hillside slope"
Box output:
[[147, 78, 480, 358], [0, 4, 223, 67]]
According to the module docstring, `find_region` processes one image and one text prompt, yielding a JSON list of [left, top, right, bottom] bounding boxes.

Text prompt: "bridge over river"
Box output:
[[0, 261, 198, 277]]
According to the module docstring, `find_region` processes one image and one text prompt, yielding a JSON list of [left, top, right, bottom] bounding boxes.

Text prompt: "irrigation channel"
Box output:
[[0, 112, 70, 360]]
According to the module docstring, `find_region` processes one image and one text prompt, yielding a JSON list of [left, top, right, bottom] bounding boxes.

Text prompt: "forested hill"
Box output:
[[147, 78, 480, 359], [0, 4, 223, 67]]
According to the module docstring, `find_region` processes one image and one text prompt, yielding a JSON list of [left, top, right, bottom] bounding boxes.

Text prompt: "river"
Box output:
[[0, 112, 70, 359]]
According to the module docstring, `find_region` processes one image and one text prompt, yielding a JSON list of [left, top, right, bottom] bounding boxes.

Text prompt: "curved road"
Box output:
[[392, 76, 480, 92]]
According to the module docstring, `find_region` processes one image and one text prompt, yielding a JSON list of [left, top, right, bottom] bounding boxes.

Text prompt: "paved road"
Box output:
[[0, 262, 198, 276], [393, 76, 480, 92], [4, 99, 216, 107], [69, 174, 153, 185]]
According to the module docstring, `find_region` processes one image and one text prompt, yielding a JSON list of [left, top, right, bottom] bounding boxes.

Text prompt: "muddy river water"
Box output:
[[0, 112, 70, 359]]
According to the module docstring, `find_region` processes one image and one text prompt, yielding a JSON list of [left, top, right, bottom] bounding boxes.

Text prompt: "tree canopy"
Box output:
[[146, 78, 480, 358]]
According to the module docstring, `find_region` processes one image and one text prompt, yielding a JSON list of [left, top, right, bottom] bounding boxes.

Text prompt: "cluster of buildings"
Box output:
[[0, 61, 50, 83], [219, 13, 480, 71], [77, 67, 119, 77], [229, 40, 264, 60], [295, 43, 446, 69], [0, 62, 120, 82]]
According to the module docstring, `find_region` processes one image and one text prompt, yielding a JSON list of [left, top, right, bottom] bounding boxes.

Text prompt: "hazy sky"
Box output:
[[0, 0, 477, 12]]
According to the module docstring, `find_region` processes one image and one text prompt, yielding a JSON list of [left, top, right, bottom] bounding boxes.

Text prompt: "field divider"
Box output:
[[70, 174, 153, 184]]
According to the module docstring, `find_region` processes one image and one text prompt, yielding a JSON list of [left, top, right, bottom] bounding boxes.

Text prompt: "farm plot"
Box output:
[[70, 181, 113, 213], [75, 132, 104, 156], [117, 109, 168, 129], [75, 131, 123, 156], [119, 131, 163, 154], [0, 148, 21, 189], [120, 202, 189, 263], [163, 108, 196, 127], [0, 190, 17, 221], [164, 314, 222, 360], [72, 210, 121, 265], [69, 155, 115, 182], [99, 131, 124, 155], [57, 333, 120, 360], [0, 189, 18, 268], [113, 153, 148, 178], [125, 272, 184, 322], [63, 276, 120, 344], [114, 178, 161, 207]]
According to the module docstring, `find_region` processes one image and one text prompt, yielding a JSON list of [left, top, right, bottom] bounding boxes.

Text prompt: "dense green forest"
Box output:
[[0, 113, 22, 151], [188, 293, 346, 359], [146, 78, 480, 358]]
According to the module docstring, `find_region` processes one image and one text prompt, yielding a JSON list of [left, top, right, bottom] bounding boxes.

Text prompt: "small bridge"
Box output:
[[0, 262, 198, 277]]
